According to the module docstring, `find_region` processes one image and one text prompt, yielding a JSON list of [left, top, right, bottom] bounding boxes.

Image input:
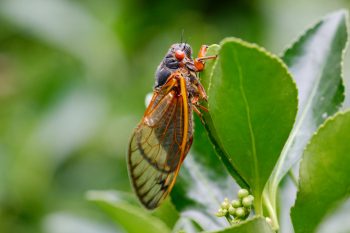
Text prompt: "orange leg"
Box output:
[[193, 105, 205, 124], [196, 55, 218, 62], [194, 45, 218, 72], [195, 104, 208, 112], [197, 83, 208, 101]]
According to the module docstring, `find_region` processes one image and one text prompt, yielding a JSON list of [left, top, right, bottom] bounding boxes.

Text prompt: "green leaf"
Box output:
[[173, 217, 204, 233], [201, 45, 250, 189], [291, 111, 350, 233], [270, 10, 348, 188], [170, 115, 239, 231], [203, 38, 298, 212], [317, 199, 350, 233], [210, 217, 274, 233], [87, 190, 172, 233]]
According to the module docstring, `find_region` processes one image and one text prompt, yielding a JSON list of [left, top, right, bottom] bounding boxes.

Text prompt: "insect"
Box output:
[[128, 42, 216, 209]]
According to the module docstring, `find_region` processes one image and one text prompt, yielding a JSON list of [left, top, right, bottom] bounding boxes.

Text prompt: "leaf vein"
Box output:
[[232, 48, 259, 192]]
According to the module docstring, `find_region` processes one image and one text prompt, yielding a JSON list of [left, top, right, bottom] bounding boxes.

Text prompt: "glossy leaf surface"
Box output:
[[203, 38, 298, 210], [291, 111, 350, 233], [271, 10, 348, 187]]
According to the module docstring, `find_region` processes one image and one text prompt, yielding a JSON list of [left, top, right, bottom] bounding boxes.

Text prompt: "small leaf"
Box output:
[[291, 111, 350, 233], [203, 38, 298, 212], [270, 10, 348, 187], [87, 190, 172, 233], [210, 217, 274, 233]]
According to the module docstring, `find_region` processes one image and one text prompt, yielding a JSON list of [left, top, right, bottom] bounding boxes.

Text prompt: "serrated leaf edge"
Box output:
[[210, 37, 299, 193], [272, 9, 349, 188]]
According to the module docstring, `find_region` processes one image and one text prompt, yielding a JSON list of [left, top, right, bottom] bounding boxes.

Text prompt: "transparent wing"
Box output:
[[128, 77, 193, 209]]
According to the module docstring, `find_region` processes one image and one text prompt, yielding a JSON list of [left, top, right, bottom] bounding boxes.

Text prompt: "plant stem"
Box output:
[[225, 214, 233, 225], [263, 191, 279, 231], [253, 192, 263, 216], [267, 182, 277, 222]]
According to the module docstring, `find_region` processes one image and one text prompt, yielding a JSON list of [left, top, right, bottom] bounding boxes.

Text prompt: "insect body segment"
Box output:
[[128, 43, 216, 209]]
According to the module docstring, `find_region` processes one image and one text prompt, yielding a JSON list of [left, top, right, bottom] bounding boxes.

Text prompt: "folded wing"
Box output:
[[128, 76, 193, 209]]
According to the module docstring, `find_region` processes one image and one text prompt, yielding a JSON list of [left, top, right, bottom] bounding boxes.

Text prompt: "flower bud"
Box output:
[[215, 208, 226, 217], [247, 195, 254, 201], [266, 217, 272, 226], [231, 219, 240, 224], [215, 213, 222, 217], [238, 189, 249, 199], [242, 195, 254, 207], [235, 207, 246, 218], [231, 199, 241, 208], [228, 206, 236, 215], [221, 200, 230, 209]]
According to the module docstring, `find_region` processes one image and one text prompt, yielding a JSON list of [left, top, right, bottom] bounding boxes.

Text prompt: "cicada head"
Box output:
[[169, 43, 192, 60], [155, 43, 194, 88]]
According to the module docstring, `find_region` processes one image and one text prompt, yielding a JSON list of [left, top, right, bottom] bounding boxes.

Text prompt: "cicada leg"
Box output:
[[194, 45, 217, 72], [194, 104, 208, 112], [197, 82, 208, 101], [193, 105, 205, 124]]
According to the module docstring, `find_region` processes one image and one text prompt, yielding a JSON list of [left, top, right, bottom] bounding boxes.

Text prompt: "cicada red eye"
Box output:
[[175, 50, 185, 61]]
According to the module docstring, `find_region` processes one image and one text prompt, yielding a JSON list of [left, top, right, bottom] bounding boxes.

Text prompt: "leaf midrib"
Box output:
[[205, 45, 250, 188], [232, 48, 259, 192]]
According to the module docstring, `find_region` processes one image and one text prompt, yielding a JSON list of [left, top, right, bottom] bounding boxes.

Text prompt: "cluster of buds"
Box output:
[[215, 189, 254, 223]]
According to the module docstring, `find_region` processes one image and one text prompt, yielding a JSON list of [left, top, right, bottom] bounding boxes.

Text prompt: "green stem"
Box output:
[[267, 182, 277, 220], [267, 168, 297, 227], [266, 169, 297, 232], [263, 191, 279, 231], [225, 214, 233, 225], [253, 192, 263, 216]]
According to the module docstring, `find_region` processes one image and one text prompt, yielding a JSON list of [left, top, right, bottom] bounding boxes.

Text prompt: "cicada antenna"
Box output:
[[183, 37, 189, 51], [180, 29, 184, 44], [185, 36, 190, 47]]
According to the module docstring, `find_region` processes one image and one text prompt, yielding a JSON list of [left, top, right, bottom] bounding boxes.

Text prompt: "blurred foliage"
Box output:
[[0, 0, 349, 233]]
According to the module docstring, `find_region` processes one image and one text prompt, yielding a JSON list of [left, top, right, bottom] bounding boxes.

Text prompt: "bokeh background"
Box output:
[[0, 0, 349, 233]]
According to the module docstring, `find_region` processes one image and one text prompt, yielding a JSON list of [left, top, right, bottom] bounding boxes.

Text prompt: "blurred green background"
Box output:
[[0, 0, 349, 232]]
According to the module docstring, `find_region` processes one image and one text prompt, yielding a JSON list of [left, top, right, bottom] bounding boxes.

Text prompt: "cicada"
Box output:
[[128, 43, 216, 209]]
